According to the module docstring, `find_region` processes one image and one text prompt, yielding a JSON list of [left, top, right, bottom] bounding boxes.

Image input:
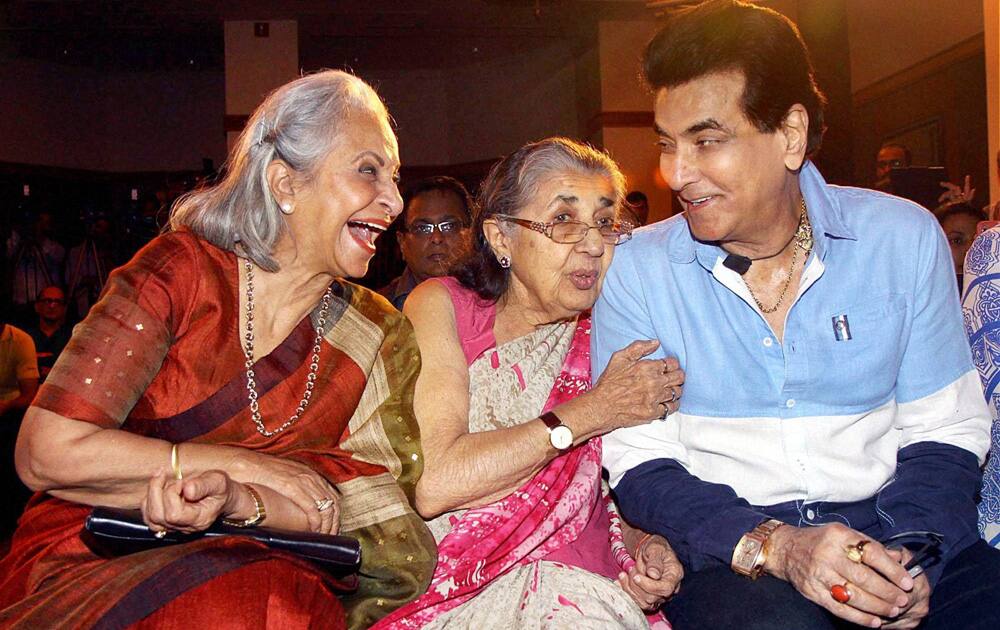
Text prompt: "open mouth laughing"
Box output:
[[347, 219, 389, 252]]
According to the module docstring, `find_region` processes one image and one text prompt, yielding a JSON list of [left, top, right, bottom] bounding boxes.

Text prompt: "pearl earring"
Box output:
[[280, 202, 293, 214]]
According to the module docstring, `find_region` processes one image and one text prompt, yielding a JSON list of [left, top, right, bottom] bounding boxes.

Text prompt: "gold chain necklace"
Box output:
[[744, 200, 813, 315]]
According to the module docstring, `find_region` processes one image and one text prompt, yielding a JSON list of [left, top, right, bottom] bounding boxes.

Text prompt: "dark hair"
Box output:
[[880, 142, 912, 166], [400, 176, 474, 226], [455, 137, 625, 302], [938, 203, 986, 226], [625, 190, 648, 205], [644, 0, 827, 158]]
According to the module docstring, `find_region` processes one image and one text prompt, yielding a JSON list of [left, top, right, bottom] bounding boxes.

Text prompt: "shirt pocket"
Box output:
[[812, 293, 908, 410]]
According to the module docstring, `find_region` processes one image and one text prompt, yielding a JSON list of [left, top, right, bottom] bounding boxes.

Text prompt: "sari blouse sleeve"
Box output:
[[34, 232, 202, 428]]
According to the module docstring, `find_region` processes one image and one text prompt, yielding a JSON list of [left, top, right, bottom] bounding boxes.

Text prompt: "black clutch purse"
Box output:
[[84, 507, 362, 579]]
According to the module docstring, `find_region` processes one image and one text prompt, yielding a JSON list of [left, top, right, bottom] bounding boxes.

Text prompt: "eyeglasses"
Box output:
[[494, 214, 633, 246], [401, 220, 467, 236], [877, 159, 905, 170], [36, 298, 65, 305]]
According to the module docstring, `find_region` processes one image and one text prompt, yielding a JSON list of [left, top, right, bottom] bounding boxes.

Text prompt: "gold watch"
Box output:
[[222, 484, 267, 528], [731, 518, 783, 579]]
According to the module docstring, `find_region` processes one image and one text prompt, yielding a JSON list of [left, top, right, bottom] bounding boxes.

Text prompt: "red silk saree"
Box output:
[[0, 231, 435, 629]]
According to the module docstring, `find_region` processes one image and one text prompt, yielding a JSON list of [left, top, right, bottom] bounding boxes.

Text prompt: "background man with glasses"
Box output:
[[379, 176, 474, 309], [26, 285, 71, 381], [874, 142, 912, 192]]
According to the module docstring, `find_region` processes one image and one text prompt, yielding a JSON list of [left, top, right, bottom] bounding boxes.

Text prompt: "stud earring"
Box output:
[[498, 256, 511, 269], [280, 202, 293, 214]]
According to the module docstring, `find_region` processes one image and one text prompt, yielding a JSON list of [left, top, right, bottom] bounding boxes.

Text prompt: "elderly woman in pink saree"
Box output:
[[376, 138, 685, 629]]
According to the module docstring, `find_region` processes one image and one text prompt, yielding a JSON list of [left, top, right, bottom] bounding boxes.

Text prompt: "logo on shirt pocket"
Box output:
[[820, 294, 907, 407]]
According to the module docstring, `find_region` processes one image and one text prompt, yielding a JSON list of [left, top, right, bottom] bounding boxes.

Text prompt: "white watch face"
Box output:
[[549, 425, 574, 450]]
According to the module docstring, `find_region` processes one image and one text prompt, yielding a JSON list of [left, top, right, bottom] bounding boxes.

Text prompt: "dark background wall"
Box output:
[[852, 41, 989, 206]]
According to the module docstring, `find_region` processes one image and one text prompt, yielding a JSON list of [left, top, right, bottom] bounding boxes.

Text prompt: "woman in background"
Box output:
[[938, 203, 986, 291]]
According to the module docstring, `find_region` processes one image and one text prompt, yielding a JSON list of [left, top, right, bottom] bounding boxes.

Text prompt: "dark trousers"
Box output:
[[663, 540, 1000, 629]]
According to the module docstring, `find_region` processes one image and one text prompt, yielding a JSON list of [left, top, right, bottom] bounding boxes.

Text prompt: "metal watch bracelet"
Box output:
[[731, 518, 784, 579]]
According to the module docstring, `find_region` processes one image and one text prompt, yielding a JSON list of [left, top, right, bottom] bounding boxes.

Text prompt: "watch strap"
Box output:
[[540, 411, 562, 431]]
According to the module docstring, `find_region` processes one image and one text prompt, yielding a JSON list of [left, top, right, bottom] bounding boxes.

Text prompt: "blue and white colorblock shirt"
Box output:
[[593, 162, 991, 583]]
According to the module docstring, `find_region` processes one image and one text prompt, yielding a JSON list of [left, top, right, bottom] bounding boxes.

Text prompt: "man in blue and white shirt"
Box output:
[[593, 2, 999, 628]]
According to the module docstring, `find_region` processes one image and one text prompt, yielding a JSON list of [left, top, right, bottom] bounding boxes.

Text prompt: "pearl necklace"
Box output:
[[243, 259, 333, 437]]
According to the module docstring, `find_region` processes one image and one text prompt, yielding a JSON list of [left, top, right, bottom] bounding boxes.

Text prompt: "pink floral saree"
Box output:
[[375, 277, 667, 629]]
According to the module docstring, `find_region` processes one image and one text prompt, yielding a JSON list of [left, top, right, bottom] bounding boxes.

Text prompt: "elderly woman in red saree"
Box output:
[[376, 138, 685, 629], [0, 70, 435, 629]]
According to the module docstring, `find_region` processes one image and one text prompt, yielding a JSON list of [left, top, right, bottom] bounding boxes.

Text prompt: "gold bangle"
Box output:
[[170, 443, 183, 481], [222, 484, 266, 528]]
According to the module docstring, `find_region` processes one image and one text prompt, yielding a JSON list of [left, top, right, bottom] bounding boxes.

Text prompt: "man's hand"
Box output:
[[881, 548, 931, 629], [938, 176, 975, 205], [764, 523, 915, 628]]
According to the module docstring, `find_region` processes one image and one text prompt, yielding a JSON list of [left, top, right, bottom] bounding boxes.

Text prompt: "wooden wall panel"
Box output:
[[852, 38, 988, 208]]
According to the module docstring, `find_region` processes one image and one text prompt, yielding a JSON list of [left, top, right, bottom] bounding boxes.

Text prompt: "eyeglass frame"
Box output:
[[399, 219, 469, 236], [493, 214, 634, 246], [36, 298, 66, 305], [876, 158, 906, 170]]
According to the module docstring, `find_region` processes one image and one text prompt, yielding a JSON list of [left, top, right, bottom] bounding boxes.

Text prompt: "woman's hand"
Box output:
[[617, 534, 683, 611], [229, 450, 339, 534], [764, 523, 915, 628], [586, 340, 684, 431], [141, 469, 248, 535]]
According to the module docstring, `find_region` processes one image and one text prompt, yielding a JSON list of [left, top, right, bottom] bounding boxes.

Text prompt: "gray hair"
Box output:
[[505, 138, 626, 224], [170, 70, 390, 271], [455, 137, 627, 301]]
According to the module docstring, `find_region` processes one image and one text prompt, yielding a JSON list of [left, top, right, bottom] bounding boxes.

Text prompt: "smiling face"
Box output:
[[279, 110, 402, 278], [489, 171, 618, 323], [654, 70, 804, 249], [398, 189, 472, 281]]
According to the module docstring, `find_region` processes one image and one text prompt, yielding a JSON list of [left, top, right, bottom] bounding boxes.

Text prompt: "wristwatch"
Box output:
[[540, 411, 574, 451], [731, 518, 784, 579]]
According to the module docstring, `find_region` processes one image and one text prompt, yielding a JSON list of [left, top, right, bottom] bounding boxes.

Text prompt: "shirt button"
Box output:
[[762, 337, 773, 347], [806, 508, 815, 519], [785, 398, 796, 408]]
